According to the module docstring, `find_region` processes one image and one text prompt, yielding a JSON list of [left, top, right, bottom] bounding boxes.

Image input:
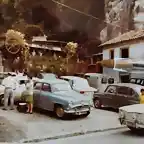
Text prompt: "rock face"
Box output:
[[0, 0, 105, 41], [101, 0, 144, 42]]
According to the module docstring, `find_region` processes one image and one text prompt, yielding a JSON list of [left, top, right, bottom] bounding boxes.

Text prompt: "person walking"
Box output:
[[24, 74, 34, 114], [2, 72, 18, 110], [140, 88, 144, 104]]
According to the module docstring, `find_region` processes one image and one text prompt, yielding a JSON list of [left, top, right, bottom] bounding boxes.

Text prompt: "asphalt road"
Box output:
[[38, 128, 144, 144]]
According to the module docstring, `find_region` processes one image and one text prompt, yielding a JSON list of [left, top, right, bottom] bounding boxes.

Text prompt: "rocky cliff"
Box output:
[[101, 0, 144, 42], [0, 0, 105, 41]]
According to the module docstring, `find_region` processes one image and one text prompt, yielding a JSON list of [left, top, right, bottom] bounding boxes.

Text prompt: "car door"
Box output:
[[127, 88, 140, 105], [33, 82, 43, 108], [116, 86, 129, 108], [102, 85, 117, 108], [39, 83, 54, 111]]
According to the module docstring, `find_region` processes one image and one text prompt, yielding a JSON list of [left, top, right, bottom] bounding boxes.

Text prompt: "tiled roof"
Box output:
[[99, 29, 144, 47]]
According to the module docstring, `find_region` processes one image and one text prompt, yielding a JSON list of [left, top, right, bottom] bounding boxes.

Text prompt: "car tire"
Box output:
[[93, 98, 102, 109], [55, 105, 65, 119], [83, 111, 90, 117]]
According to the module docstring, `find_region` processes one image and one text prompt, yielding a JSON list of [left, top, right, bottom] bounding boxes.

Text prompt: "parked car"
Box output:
[[84, 73, 116, 92], [119, 104, 144, 132], [60, 76, 97, 105], [93, 83, 143, 109], [37, 73, 58, 80], [130, 78, 144, 86], [33, 79, 91, 118], [0, 75, 28, 104]]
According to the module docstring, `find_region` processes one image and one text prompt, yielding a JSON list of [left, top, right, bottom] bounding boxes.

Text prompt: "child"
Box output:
[[140, 88, 144, 104]]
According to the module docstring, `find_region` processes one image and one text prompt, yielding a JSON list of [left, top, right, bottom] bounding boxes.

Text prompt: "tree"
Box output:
[[5, 29, 29, 69], [64, 42, 78, 72]]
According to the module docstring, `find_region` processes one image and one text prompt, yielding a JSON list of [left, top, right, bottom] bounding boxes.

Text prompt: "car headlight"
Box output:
[[132, 113, 137, 120], [119, 110, 125, 118], [68, 101, 74, 107]]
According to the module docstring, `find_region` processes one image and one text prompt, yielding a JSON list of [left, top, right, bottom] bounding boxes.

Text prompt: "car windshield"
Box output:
[[51, 83, 72, 92], [73, 79, 89, 88]]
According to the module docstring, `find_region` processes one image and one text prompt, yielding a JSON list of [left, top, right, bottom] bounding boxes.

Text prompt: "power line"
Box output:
[[51, 0, 129, 31]]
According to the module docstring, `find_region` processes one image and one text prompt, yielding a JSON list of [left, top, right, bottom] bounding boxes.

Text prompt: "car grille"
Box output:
[[74, 105, 90, 110], [125, 112, 135, 122]]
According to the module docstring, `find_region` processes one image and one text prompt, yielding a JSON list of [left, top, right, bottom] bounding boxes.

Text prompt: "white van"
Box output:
[[84, 73, 116, 92]]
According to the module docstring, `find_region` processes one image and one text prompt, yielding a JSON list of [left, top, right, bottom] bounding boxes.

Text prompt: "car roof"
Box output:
[[36, 79, 69, 84], [110, 83, 144, 89], [61, 76, 86, 81], [85, 73, 103, 76]]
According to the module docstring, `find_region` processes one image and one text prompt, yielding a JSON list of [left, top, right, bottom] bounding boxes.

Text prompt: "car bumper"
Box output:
[[64, 108, 90, 115], [119, 118, 144, 129]]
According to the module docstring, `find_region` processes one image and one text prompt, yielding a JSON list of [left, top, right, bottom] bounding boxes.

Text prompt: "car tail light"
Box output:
[[80, 91, 85, 94]]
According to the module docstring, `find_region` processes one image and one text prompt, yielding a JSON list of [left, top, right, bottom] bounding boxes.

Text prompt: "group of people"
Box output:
[[2, 72, 34, 114]]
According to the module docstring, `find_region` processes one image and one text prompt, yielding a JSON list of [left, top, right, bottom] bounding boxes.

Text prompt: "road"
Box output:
[[38, 128, 144, 144]]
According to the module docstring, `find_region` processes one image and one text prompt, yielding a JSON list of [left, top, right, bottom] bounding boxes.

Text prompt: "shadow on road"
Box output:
[[120, 130, 144, 137], [33, 107, 88, 121]]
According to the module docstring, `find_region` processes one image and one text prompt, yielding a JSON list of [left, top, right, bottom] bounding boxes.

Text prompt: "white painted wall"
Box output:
[[102, 42, 144, 81], [129, 42, 144, 59]]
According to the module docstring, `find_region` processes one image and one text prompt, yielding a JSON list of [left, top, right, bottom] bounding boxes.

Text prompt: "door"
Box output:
[[116, 86, 129, 107], [102, 85, 117, 108], [33, 82, 43, 107], [127, 88, 139, 105], [40, 83, 54, 111]]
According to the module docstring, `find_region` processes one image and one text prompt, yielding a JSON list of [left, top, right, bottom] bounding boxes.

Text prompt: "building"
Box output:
[[99, 29, 144, 82]]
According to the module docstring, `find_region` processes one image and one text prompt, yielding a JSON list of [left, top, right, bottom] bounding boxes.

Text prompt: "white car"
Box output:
[[60, 76, 98, 106], [119, 104, 144, 132]]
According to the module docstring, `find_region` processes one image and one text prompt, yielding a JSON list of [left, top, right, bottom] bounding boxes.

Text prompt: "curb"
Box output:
[[21, 126, 126, 143]]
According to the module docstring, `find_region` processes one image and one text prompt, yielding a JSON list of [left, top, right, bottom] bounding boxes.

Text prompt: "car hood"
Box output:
[[53, 90, 89, 102], [74, 86, 97, 92], [119, 104, 144, 113]]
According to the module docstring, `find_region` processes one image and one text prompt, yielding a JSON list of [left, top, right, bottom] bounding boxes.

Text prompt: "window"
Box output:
[[121, 48, 129, 58], [42, 83, 51, 92], [128, 88, 138, 97], [109, 49, 114, 59], [101, 77, 107, 84], [108, 78, 114, 84], [34, 82, 42, 90], [105, 86, 116, 93], [117, 86, 128, 95]]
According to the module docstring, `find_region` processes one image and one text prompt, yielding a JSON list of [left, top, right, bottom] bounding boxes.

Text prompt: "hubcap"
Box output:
[[56, 107, 64, 118], [94, 100, 100, 108]]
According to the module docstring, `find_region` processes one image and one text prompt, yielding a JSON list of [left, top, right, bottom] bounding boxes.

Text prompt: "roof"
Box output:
[[111, 83, 143, 89], [99, 29, 144, 47], [61, 76, 86, 81], [36, 79, 69, 84]]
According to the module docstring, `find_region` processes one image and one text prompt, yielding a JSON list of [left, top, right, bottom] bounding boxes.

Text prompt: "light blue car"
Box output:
[[33, 79, 91, 119]]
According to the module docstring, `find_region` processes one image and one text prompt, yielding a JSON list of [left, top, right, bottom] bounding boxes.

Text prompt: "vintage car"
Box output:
[[33, 79, 91, 118], [37, 73, 58, 80], [119, 104, 144, 132], [60, 76, 97, 105], [93, 83, 143, 109]]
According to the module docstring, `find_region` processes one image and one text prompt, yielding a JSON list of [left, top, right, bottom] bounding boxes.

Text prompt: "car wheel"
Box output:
[[83, 111, 90, 117], [93, 98, 102, 109], [55, 106, 65, 119]]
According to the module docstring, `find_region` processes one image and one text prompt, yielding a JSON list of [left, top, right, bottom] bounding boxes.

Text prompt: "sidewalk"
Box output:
[[0, 108, 125, 143]]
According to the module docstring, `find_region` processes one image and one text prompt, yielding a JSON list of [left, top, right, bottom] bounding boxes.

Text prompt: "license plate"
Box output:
[[126, 121, 135, 127]]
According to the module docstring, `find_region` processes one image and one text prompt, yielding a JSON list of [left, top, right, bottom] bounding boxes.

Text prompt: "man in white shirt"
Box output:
[[2, 72, 18, 110]]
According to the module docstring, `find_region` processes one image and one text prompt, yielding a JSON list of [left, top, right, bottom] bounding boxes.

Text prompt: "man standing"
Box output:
[[2, 72, 18, 110]]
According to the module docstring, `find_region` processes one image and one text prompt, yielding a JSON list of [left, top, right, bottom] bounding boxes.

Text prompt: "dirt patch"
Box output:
[[0, 116, 26, 142]]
